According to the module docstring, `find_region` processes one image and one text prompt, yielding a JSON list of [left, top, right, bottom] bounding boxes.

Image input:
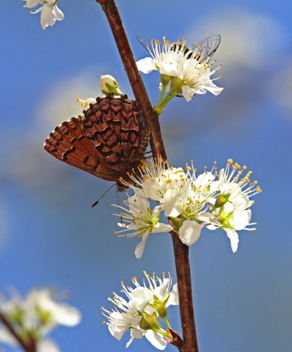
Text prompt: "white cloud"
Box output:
[[186, 10, 286, 70]]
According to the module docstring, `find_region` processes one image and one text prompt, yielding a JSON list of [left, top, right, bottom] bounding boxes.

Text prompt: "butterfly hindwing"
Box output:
[[44, 94, 150, 188], [82, 96, 141, 172]]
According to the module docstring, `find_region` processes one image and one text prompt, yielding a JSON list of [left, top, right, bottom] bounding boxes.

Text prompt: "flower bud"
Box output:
[[100, 75, 122, 96], [215, 193, 230, 208]]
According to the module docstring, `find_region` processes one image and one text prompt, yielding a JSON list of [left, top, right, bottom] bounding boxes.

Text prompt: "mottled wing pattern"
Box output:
[[43, 116, 120, 182], [82, 96, 144, 173], [44, 94, 150, 187]]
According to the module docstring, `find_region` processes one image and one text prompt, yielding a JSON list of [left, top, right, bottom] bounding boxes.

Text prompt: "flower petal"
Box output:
[[231, 209, 251, 230], [135, 237, 148, 259], [52, 5, 64, 21], [225, 229, 239, 252], [179, 219, 201, 246], [50, 304, 82, 326], [38, 339, 60, 352], [203, 81, 223, 96], [167, 283, 179, 306], [152, 222, 173, 234], [0, 327, 18, 346], [136, 58, 157, 74], [161, 189, 181, 217], [145, 330, 167, 350], [25, 0, 41, 8], [181, 85, 197, 102], [41, 4, 56, 30]]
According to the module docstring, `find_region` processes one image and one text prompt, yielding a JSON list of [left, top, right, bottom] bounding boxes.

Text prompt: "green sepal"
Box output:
[[216, 207, 235, 229]]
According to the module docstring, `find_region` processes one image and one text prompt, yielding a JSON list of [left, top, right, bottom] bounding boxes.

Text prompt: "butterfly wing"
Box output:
[[82, 96, 142, 173], [44, 116, 121, 182], [194, 34, 221, 61], [136, 35, 154, 54]]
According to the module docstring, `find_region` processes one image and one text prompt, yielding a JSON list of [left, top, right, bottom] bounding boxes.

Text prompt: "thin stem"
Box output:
[[159, 90, 179, 109], [95, 0, 166, 160], [94, 2, 199, 351], [162, 316, 172, 330], [171, 232, 199, 352], [152, 327, 172, 339], [0, 312, 36, 352], [157, 84, 166, 106]]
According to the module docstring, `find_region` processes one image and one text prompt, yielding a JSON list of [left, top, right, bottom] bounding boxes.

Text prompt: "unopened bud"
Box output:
[[215, 193, 230, 208], [100, 75, 122, 96]]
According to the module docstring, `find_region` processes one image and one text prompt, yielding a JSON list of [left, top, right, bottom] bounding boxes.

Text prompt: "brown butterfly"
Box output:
[[44, 94, 150, 191]]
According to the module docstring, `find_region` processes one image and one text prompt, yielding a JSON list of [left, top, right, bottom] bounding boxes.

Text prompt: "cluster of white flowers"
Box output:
[[111, 157, 262, 258], [0, 288, 81, 352], [23, 0, 64, 30], [136, 36, 223, 113], [102, 272, 178, 350]]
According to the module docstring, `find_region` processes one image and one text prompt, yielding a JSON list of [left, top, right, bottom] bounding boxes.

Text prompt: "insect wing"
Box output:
[[136, 35, 154, 54], [195, 34, 221, 61]]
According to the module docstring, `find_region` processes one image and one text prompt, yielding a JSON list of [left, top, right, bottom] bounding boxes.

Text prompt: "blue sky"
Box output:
[[1, 0, 292, 351]]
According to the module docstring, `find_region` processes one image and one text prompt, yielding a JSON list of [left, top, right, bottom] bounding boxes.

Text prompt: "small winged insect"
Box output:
[[137, 34, 221, 62], [137, 34, 221, 98]]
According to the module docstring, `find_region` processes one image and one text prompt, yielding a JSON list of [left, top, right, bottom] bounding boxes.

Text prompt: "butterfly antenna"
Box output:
[[92, 183, 116, 208], [115, 187, 124, 224]]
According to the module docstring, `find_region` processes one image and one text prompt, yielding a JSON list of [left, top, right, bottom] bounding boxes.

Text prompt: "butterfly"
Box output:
[[44, 94, 150, 191]]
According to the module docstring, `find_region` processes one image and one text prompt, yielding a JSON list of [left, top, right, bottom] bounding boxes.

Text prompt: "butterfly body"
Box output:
[[44, 94, 150, 190]]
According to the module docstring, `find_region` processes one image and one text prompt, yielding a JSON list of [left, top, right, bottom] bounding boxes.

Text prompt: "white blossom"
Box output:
[[130, 272, 179, 309], [102, 274, 176, 350], [210, 159, 262, 211], [25, 288, 81, 327], [200, 202, 256, 252], [0, 287, 81, 351], [113, 157, 261, 253], [111, 195, 172, 259], [136, 37, 223, 102], [119, 157, 191, 217], [25, 0, 64, 30]]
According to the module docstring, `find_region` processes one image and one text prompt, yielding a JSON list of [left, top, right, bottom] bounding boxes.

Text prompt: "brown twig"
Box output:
[[0, 312, 36, 352], [171, 232, 199, 352], [94, 1, 199, 351], [95, 0, 166, 160]]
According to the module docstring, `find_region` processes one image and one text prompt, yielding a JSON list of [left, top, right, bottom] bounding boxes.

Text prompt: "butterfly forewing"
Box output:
[[44, 116, 116, 180]]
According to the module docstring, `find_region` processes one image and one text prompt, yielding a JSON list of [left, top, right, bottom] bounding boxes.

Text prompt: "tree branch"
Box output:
[[0, 312, 36, 352], [171, 232, 199, 352], [95, 0, 166, 159], [94, 2, 199, 351]]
